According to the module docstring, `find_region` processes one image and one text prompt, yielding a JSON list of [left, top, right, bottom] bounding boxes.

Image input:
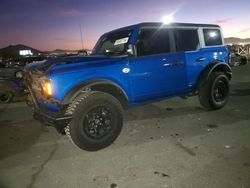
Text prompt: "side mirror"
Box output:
[[126, 44, 134, 56]]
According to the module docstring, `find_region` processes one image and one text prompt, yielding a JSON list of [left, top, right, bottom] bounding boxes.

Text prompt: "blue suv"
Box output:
[[25, 22, 232, 151]]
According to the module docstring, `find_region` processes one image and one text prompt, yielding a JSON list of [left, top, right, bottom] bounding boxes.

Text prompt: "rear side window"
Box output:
[[174, 29, 199, 52], [203, 29, 222, 46], [137, 28, 170, 56]]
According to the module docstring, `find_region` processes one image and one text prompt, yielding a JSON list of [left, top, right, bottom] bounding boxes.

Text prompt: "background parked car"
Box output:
[[0, 67, 24, 79], [0, 66, 25, 103], [4, 56, 47, 68], [229, 52, 248, 66], [0, 78, 25, 103]]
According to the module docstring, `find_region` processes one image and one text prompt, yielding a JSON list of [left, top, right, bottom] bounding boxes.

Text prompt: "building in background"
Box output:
[[0, 44, 42, 60], [19, 50, 33, 56]]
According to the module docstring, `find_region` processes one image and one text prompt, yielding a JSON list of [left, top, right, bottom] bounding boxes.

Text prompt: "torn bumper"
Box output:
[[25, 74, 72, 133], [33, 108, 72, 134]]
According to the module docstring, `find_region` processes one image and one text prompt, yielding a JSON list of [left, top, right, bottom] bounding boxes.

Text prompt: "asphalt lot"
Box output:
[[0, 64, 250, 188]]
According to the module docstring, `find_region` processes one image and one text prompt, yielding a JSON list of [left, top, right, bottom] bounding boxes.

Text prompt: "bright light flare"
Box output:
[[209, 32, 217, 38], [162, 15, 174, 25]]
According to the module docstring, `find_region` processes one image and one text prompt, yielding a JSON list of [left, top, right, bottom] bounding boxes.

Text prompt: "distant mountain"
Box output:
[[44, 48, 91, 55], [224, 37, 250, 44], [0, 44, 42, 59], [54, 49, 69, 52]]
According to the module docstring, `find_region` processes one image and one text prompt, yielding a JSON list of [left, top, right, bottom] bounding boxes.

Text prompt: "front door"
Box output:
[[128, 27, 187, 103]]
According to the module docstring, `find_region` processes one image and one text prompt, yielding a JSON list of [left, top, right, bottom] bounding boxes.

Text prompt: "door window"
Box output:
[[203, 29, 222, 46], [174, 29, 199, 52], [137, 28, 170, 56]]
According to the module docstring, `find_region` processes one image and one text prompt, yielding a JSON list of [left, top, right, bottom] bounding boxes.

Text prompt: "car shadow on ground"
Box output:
[[231, 82, 250, 97], [124, 81, 250, 123], [124, 104, 204, 122], [231, 89, 250, 96]]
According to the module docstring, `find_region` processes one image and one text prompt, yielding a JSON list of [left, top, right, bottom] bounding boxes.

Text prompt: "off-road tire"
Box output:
[[64, 91, 123, 151], [199, 72, 230, 110], [0, 91, 14, 103]]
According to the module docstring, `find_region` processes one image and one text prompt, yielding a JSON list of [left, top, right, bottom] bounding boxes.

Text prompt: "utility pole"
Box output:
[[79, 24, 84, 51]]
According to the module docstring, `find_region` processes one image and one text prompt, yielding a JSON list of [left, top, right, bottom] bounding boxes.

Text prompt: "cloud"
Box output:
[[215, 18, 231, 24], [239, 28, 250, 33]]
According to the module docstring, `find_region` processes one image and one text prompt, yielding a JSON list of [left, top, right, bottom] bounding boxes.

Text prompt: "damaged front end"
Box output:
[[24, 69, 72, 134]]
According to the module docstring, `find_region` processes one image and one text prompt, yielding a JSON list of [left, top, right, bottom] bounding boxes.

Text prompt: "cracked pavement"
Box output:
[[0, 64, 250, 188], [26, 137, 60, 188]]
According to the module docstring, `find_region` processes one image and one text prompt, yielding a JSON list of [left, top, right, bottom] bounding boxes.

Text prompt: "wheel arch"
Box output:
[[197, 62, 232, 90], [62, 79, 129, 108]]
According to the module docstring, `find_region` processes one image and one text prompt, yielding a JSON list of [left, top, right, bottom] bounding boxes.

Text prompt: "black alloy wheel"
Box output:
[[83, 106, 114, 139]]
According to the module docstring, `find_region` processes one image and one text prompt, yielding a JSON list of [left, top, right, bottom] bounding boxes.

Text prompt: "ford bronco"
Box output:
[[25, 22, 231, 151]]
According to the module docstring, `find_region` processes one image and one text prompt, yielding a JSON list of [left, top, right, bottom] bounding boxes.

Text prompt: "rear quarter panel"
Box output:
[[185, 46, 229, 90]]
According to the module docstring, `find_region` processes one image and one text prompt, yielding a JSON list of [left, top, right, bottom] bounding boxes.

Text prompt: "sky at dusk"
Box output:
[[0, 0, 250, 51]]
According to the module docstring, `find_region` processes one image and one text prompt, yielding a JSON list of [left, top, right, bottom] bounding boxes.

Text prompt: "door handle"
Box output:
[[163, 61, 183, 67], [171, 61, 184, 66], [163, 63, 171, 67], [196, 57, 207, 62]]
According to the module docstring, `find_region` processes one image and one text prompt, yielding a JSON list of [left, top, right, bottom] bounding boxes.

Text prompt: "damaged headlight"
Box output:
[[40, 77, 53, 97]]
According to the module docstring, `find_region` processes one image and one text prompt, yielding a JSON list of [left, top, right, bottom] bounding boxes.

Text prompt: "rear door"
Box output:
[[172, 28, 201, 90], [183, 28, 226, 88]]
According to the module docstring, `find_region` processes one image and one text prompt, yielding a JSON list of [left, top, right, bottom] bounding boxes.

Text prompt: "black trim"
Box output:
[[197, 62, 232, 89], [62, 80, 128, 106], [208, 62, 232, 79], [33, 109, 72, 133]]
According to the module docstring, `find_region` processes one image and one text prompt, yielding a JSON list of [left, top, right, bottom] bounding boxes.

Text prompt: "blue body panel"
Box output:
[[27, 23, 229, 112], [46, 57, 131, 102], [127, 53, 188, 103], [185, 47, 229, 89]]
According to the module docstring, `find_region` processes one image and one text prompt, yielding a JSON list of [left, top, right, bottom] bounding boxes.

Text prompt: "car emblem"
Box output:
[[122, 68, 130, 74]]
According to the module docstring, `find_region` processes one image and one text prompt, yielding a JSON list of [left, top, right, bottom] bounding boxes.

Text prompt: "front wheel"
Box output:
[[198, 72, 230, 110], [64, 91, 123, 151]]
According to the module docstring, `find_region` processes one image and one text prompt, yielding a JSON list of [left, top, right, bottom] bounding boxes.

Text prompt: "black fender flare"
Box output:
[[197, 62, 232, 89], [61, 79, 129, 108]]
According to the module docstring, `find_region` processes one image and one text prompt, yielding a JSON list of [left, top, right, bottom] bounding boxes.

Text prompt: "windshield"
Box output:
[[91, 30, 132, 56]]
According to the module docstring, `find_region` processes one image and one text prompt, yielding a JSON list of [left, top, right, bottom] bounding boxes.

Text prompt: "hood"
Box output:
[[25, 55, 118, 72]]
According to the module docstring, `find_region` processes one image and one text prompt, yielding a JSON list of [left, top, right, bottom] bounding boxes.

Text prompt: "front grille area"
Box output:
[[25, 72, 43, 95], [24, 71, 61, 112], [24, 72, 44, 105]]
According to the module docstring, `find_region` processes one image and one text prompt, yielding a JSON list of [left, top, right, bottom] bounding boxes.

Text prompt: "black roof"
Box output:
[[105, 22, 220, 35], [139, 22, 220, 28]]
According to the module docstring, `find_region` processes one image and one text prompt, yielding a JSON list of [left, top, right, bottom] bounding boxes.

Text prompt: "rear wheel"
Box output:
[[64, 91, 123, 151], [199, 72, 230, 110]]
